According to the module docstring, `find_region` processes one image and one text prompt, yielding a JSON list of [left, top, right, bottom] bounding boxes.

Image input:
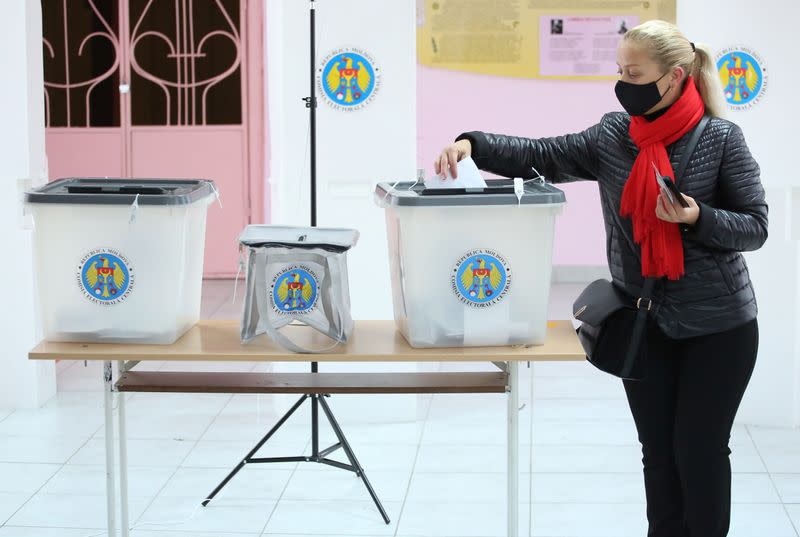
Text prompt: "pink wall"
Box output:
[[416, 65, 624, 266]]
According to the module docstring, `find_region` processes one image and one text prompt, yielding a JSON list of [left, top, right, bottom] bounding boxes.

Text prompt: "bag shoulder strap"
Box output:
[[674, 115, 709, 188]]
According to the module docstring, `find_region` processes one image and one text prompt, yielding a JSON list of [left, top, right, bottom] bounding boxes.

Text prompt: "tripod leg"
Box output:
[[203, 394, 309, 506], [318, 396, 391, 525]]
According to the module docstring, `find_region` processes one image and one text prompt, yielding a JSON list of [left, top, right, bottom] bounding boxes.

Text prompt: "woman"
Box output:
[[435, 20, 767, 537]]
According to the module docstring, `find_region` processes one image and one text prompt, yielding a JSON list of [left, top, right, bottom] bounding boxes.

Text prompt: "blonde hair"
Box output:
[[623, 20, 725, 118]]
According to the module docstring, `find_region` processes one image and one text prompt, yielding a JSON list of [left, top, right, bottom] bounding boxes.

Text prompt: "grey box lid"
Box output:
[[374, 179, 566, 207], [239, 225, 359, 253], [25, 178, 216, 206]]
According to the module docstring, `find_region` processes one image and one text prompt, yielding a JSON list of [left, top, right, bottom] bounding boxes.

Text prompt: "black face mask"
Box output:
[[615, 72, 671, 116]]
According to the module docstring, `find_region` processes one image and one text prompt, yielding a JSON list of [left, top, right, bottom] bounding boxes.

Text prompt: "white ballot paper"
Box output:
[[425, 156, 487, 189]]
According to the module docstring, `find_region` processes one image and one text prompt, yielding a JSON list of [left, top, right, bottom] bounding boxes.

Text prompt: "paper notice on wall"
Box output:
[[416, 0, 675, 80], [422, 0, 525, 66], [539, 15, 640, 77]]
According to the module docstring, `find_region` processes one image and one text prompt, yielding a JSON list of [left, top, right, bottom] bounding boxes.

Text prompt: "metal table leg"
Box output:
[[103, 361, 118, 537], [117, 361, 130, 537], [529, 361, 535, 537], [507, 360, 519, 537]]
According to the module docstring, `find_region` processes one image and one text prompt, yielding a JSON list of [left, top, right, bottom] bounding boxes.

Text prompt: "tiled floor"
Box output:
[[0, 282, 797, 537]]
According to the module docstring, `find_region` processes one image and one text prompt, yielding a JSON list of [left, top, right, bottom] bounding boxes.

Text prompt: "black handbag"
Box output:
[[574, 276, 656, 379], [573, 115, 710, 380]]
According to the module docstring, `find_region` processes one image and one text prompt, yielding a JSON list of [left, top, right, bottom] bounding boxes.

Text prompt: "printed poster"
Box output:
[[539, 15, 640, 77], [417, 0, 676, 80]]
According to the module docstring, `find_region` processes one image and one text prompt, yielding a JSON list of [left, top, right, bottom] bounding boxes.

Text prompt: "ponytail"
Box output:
[[624, 20, 726, 118], [690, 43, 726, 118]]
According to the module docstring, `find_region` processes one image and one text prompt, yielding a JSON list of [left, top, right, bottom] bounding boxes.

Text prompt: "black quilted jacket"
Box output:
[[457, 112, 768, 339]]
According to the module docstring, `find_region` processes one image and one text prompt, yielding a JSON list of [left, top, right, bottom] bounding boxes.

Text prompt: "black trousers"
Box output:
[[623, 317, 759, 537]]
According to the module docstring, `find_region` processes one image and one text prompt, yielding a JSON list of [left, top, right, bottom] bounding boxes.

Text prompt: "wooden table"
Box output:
[[30, 320, 584, 537]]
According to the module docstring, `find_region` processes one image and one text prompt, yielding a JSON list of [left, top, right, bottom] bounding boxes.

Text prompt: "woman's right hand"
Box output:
[[434, 139, 472, 179]]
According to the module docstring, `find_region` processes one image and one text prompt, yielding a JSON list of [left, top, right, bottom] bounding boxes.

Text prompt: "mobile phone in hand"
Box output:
[[652, 162, 690, 208]]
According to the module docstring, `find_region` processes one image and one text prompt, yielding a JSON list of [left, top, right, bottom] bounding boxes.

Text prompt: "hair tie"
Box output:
[[690, 41, 696, 52]]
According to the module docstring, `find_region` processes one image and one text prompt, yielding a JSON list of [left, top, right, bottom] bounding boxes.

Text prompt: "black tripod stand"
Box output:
[[202, 392, 389, 524], [202, 1, 390, 525]]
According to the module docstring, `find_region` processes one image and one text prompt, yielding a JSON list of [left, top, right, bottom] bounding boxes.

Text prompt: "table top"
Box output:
[[29, 320, 584, 362]]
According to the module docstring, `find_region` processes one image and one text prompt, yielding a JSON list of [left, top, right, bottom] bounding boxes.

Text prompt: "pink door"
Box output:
[[42, 1, 126, 178], [42, 0, 265, 277]]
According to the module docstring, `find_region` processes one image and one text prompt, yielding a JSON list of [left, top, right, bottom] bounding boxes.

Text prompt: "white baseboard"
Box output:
[[552, 265, 611, 284]]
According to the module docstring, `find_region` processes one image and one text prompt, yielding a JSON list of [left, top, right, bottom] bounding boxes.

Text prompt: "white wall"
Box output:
[[679, 0, 796, 188], [741, 187, 799, 427], [0, 1, 54, 408], [680, 0, 800, 427], [266, 0, 416, 323]]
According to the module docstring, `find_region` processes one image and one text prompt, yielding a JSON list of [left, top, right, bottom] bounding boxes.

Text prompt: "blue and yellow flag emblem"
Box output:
[[78, 249, 133, 305], [452, 250, 511, 308], [319, 49, 378, 110], [716, 48, 766, 109], [273, 267, 318, 313]]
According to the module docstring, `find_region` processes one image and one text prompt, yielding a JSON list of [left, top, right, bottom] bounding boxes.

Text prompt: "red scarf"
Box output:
[[620, 77, 705, 280]]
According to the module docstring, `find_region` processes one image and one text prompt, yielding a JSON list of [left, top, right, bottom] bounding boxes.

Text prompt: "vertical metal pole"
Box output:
[[311, 394, 320, 457], [507, 361, 519, 537], [529, 362, 535, 537], [308, 0, 321, 420], [103, 361, 118, 537], [117, 361, 130, 537], [309, 0, 317, 228]]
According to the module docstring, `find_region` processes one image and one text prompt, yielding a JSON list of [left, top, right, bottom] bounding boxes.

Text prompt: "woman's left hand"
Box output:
[[656, 192, 700, 225]]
